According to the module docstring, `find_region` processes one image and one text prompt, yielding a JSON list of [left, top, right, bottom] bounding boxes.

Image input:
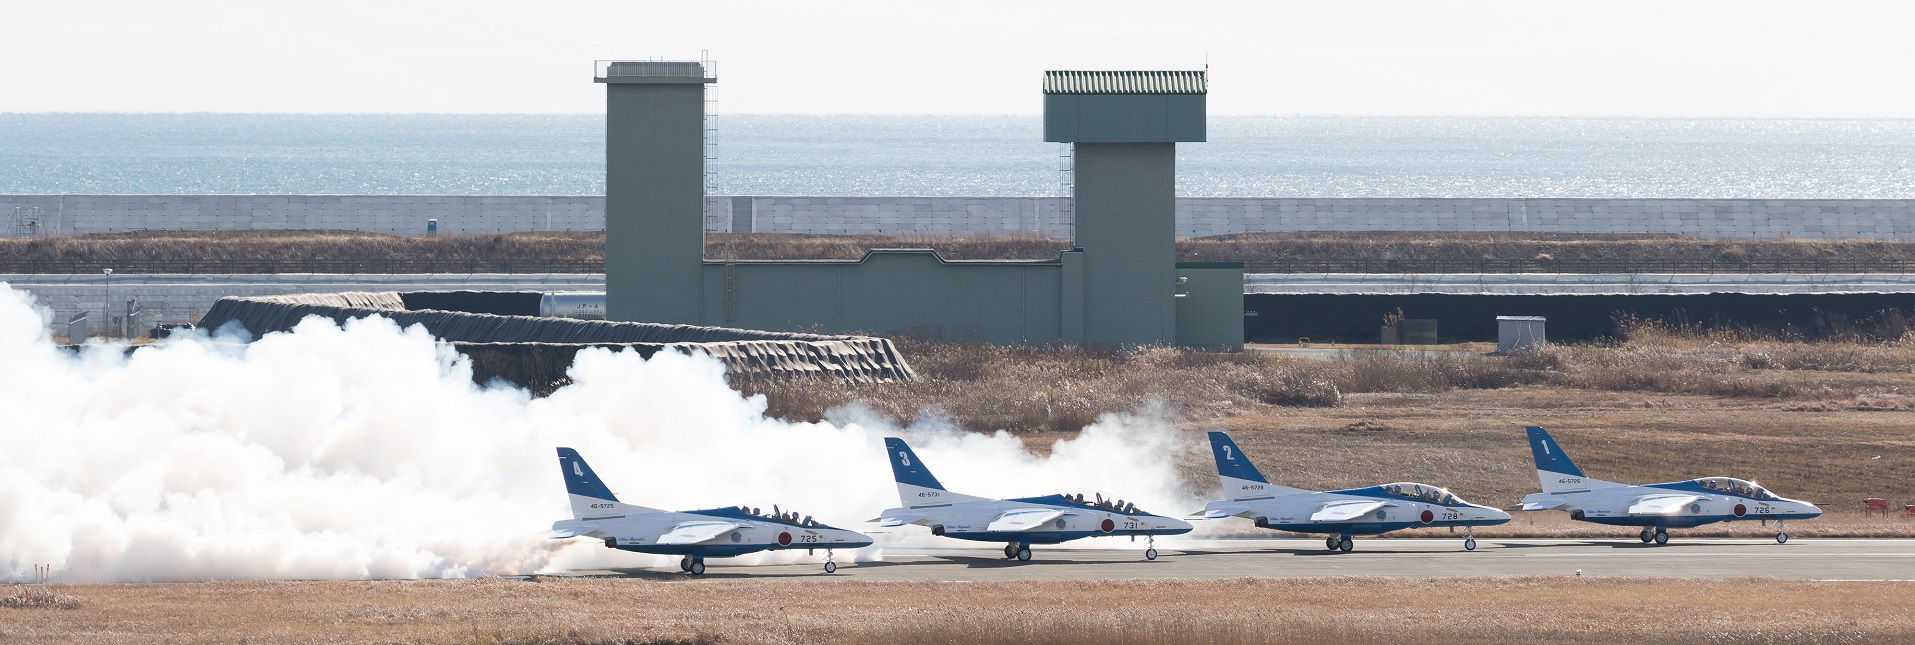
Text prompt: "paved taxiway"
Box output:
[[572, 539, 1915, 581]]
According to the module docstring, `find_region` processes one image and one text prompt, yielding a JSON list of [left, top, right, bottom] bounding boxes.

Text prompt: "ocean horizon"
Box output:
[[3, 114, 1912, 198]]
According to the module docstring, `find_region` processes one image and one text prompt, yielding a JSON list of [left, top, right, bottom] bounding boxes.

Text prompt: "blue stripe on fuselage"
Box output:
[[1573, 513, 1821, 528], [1257, 519, 1509, 536], [938, 528, 1192, 545]]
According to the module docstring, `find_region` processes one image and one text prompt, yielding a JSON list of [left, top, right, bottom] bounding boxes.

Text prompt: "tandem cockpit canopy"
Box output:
[[1060, 493, 1144, 515], [737, 505, 826, 527], [1694, 477, 1779, 500], [1381, 482, 1463, 506]]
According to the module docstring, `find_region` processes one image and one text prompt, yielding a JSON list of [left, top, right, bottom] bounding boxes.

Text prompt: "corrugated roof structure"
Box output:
[[1044, 70, 1207, 95]]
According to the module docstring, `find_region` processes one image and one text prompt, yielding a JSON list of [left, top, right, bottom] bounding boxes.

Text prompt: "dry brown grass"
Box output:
[[738, 330, 1915, 512], [13, 230, 1915, 273], [7, 577, 1912, 644]]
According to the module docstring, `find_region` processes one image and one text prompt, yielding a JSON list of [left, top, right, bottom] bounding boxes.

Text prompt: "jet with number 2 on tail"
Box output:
[[1193, 431, 1511, 552], [549, 447, 873, 575], [870, 437, 1193, 562], [1519, 426, 1821, 545]]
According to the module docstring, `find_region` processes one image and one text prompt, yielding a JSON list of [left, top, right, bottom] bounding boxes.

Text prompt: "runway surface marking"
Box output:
[[562, 539, 1915, 582]]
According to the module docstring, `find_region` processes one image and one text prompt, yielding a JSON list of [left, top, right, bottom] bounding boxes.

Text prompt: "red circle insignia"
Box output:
[[1733, 504, 1747, 517], [777, 531, 792, 546], [1100, 518, 1115, 533], [1420, 509, 1435, 524]]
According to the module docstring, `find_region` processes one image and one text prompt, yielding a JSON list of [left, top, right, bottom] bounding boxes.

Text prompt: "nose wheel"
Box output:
[[1144, 535, 1159, 561], [1776, 520, 1788, 544], [823, 549, 839, 574], [1463, 526, 1477, 551]]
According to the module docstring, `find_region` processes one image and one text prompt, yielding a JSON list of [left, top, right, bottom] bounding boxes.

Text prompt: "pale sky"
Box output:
[[4, 1, 1912, 117]]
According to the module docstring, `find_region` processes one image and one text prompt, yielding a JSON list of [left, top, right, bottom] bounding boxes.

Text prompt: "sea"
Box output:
[[2, 114, 1913, 198]]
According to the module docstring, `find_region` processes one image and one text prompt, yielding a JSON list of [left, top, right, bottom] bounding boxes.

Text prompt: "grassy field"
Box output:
[[737, 324, 1915, 523], [6, 577, 1913, 644], [10, 230, 1915, 273]]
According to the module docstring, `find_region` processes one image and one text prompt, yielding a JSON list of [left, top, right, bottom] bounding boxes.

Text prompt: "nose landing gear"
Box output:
[[1775, 520, 1789, 544], [1144, 534, 1159, 561], [1463, 525, 1477, 551], [823, 549, 838, 574]]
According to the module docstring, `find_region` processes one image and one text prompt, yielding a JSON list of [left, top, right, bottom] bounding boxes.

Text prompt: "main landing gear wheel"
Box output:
[[1325, 536, 1340, 551], [678, 557, 693, 572], [1464, 538, 1477, 551], [1016, 547, 1033, 562], [689, 561, 706, 575], [1653, 530, 1669, 545], [1004, 543, 1020, 559], [1639, 529, 1654, 543], [1338, 538, 1354, 553]]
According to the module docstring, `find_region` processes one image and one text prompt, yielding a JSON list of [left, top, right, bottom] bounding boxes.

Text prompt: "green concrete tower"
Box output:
[[1044, 71, 1207, 345], [598, 60, 715, 323]]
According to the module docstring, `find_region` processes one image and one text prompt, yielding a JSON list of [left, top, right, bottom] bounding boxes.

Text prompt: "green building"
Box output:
[[598, 62, 1242, 348]]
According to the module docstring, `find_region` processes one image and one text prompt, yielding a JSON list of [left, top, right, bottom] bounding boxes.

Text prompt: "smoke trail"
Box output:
[[0, 284, 1201, 582]]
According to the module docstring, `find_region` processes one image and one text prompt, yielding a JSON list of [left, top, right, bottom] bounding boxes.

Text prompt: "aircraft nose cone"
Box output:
[[1163, 516, 1195, 533], [1800, 502, 1823, 519], [1485, 506, 1513, 522]]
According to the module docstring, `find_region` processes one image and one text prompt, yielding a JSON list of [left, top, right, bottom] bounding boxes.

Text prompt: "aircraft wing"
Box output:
[[1627, 494, 1707, 516], [872, 513, 926, 527], [549, 519, 602, 539], [1519, 498, 1566, 511], [986, 508, 1073, 532], [1310, 500, 1390, 523], [1192, 504, 1253, 519], [656, 521, 747, 545]]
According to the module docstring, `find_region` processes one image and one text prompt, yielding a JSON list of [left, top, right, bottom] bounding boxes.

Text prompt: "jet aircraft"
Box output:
[[549, 447, 873, 575], [1193, 431, 1511, 552], [870, 437, 1193, 561], [1518, 426, 1822, 544]]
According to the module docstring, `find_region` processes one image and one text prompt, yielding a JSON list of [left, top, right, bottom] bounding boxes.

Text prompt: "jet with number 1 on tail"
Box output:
[[1193, 431, 1510, 552], [549, 447, 872, 575], [869, 437, 1193, 562], [1519, 426, 1821, 545]]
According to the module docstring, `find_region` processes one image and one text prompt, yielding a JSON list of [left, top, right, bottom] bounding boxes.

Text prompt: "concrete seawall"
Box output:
[[5, 195, 1912, 239]]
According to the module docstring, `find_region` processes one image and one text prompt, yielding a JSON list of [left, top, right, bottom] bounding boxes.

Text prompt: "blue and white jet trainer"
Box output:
[[1518, 426, 1822, 545], [549, 447, 873, 575], [870, 437, 1193, 561], [1194, 431, 1511, 552]]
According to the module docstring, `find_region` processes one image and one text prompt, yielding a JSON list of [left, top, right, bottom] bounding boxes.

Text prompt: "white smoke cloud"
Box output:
[[0, 283, 1202, 582]]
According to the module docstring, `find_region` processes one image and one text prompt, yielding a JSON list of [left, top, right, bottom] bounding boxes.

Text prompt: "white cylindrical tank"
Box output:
[[539, 292, 607, 320]]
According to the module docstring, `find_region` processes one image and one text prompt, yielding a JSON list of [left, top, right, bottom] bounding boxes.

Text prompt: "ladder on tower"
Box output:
[[1056, 142, 1073, 243], [703, 52, 720, 230]]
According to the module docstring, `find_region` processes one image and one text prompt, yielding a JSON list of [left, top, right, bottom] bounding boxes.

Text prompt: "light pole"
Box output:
[[102, 268, 112, 340]]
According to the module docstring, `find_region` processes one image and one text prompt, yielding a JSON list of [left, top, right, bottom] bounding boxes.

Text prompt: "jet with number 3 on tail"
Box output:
[[1518, 426, 1821, 545], [548, 447, 873, 575], [870, 437, 1193, 562], [1193, 431, 1510, 552]]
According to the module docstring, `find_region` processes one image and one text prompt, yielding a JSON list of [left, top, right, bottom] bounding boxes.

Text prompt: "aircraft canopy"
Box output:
[[1693, 477, 1778, 500], [1380, 482, 1463, 506]]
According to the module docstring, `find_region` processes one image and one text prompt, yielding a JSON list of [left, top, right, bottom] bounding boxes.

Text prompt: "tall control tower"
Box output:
[[597, 60, 716, 324], [1044, 70, 1206, 345]]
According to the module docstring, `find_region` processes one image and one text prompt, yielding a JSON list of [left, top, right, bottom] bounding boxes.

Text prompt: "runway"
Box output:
[[569, 538, 1915, 582]]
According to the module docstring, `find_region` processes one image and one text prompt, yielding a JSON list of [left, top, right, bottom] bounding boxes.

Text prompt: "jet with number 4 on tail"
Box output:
[[1193, 431, 1510, 552], [549, 447, 873, 575], [1519, 426, 1821, 545], [870, 437, 1193, 562]]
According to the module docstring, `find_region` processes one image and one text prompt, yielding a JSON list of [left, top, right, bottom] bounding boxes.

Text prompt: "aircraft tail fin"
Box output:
[[556, 447, 662, 519], [1208, 431, 1310, 500], [1525, 427, 1621, 494], [885, 437, 984, 507]]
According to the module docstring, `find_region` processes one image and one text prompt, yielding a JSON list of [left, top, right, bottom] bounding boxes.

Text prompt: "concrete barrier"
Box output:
[[4, 195, 1912, 240]]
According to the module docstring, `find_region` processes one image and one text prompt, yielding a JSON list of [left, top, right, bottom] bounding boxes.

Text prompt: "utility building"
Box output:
[[598, 61, 1241, 347]]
